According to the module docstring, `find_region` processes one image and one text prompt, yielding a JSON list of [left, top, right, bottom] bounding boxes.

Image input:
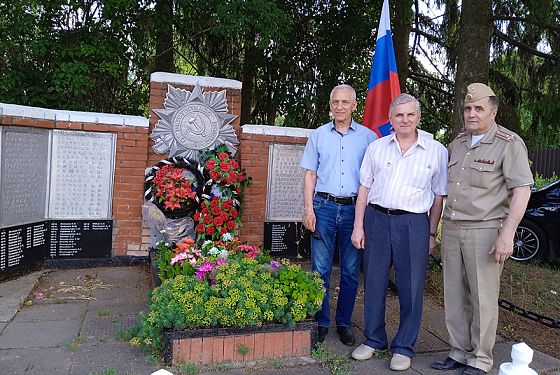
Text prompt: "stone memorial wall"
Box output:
[[265, 143, 306, 221], [0, 103, 148, 279], [48, 130, 115, 219], [0, 72, 318, 278], [239, 125, 312, 257], [0, 127, 50, 227]]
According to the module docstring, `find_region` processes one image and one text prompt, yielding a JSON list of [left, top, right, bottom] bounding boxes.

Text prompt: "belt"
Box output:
[[369, 203, 412, 215], [317, 192, 355, 205]]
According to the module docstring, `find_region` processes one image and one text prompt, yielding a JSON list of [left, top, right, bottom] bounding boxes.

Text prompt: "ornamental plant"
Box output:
[[155, 234, 270, 282], [194, 196, 241, 241], [154, 237, 203, 281], [128, 258, 324, 354]]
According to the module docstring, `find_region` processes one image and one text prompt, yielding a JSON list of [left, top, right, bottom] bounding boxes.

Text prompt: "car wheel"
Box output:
[[512, 219, 548, 262]]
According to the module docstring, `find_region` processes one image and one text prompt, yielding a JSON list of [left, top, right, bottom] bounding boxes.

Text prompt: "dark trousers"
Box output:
[[363, 205, 429, 357]]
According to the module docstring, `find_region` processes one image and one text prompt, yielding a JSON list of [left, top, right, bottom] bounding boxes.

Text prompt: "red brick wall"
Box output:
[[1, 74, 311, 256], [0, 114, 148, 256], [238, 131, 308, 245]]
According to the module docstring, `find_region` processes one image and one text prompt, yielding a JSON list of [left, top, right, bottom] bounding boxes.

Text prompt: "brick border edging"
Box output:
[[163, 320, 318, 365]]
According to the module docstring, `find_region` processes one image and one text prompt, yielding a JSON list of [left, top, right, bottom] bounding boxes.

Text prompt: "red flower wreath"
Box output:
[[204, 148, 249, 199], [153, 164, 196, 211], [194, 196, 241, 241]]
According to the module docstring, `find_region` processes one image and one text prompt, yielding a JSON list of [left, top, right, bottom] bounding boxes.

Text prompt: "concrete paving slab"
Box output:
[[87, 297, 148, 315], [0, 347, 72, 375], [94, 266, 153, 286], [414, 329, 450, 354], [0, 319, 81, 349], [89, 283, 150, 301], [11, 301, 87, 322], [38, 268, 96, 286], [0, 271, 43, 322], [354, 357, 419, 374], [81, 311, 139, 340], [70, 341, 160, 375]]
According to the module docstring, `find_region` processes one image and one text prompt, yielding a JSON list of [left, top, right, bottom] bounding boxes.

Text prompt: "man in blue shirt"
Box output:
[[300, 84, 377, 345]]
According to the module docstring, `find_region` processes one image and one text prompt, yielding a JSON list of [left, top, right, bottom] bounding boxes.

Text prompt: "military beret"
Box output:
[[465, 83, 496, 103]]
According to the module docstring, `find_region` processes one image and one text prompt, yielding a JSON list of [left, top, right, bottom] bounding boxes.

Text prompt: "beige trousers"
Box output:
[[441, 221, 504, 372]]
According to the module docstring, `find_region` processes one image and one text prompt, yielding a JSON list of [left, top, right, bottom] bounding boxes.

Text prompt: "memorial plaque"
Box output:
[[48, 220, 112, 258], [48, 130, 116, 219], [0, 126, 50, 227], [0, 221, 48, 279], [265, 144, 306, 221], [263, 222, 310, 259]]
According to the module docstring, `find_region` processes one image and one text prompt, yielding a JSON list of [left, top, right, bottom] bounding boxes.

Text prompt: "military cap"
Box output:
[[465, 83, 496, 103]]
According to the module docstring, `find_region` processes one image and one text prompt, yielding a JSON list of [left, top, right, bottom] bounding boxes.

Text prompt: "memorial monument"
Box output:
[[0, 125, 116, 279]]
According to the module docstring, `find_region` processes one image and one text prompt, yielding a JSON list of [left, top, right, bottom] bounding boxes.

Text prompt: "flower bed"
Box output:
[[129, 235, 324, 357], [135, 144, 324, 365]]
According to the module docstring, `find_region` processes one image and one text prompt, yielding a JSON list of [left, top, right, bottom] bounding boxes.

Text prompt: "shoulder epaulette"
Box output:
[[455, 132, 467, 139], [495, 126, 517, 142]]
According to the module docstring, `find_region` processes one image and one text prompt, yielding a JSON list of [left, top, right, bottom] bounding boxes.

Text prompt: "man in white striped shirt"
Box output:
[[350, 94, 448, 371]]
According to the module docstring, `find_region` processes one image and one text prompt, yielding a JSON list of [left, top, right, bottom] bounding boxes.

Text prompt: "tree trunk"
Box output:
[[154, 0, 174, 73], [393, 0, 413, 91], [240, 40, 256, 127], [451, 0, 493, 137]]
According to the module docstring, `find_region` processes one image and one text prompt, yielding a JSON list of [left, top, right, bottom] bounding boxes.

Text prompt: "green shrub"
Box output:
[[533, 171, 558, 189], [129, 258, 324, 354]]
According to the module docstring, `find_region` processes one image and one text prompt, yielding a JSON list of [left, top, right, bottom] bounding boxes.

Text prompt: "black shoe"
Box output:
[[462, 366, 486, 375], [317, 326, 328, 342], [336, 326, 355, 346], [431, 357, 466, 370]]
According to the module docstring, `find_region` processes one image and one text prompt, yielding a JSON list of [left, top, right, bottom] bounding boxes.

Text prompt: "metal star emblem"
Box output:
[[151, 84, 239, 160]]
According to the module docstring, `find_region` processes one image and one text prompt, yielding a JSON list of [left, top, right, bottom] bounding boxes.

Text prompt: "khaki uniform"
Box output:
[[442, 123, 533, 372]]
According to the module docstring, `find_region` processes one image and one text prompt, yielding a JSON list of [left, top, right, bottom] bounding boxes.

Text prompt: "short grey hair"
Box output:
[[389, 93, 421, 116], [330, 84, 357, 102], [488, 96, 499, 109]]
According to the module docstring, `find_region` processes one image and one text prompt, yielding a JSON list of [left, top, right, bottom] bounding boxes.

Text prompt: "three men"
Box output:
[[301, 84, 377, 345], [350, 93, 447, 370], [432, 83, 533, 375]]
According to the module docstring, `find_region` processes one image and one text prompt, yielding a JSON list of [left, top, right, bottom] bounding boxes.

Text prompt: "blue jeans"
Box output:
[[363, 205, 429, 358], [311, 195, 361, 328]]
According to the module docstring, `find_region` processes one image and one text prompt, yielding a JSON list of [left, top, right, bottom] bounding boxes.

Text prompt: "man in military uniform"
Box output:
[[431, 83, 533, 375]]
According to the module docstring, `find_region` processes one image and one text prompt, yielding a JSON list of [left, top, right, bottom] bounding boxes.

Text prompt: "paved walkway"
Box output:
[[0, 265, 558, 375]]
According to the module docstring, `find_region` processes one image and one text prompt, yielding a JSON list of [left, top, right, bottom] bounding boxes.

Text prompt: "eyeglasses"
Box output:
[[310, 231, 322, 240]]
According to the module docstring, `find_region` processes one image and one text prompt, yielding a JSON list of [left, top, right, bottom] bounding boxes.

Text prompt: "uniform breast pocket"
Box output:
[[470, 162, 496, 188]]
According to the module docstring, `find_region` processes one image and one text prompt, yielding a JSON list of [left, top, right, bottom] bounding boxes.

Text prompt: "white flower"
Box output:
[[208, 247, 220, 255], [203, 240, 213, 247], [222, 232, 233, 241], [219, 249, 229, 258], [551, 290, 558, 295]]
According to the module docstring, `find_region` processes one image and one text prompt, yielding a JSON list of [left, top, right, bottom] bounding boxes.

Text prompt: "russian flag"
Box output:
[[362, 0, 401, 137]]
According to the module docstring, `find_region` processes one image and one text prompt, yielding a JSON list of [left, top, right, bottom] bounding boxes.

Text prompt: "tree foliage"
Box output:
[[0, 0, 558, 147], [0, 0, 153, 115]]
